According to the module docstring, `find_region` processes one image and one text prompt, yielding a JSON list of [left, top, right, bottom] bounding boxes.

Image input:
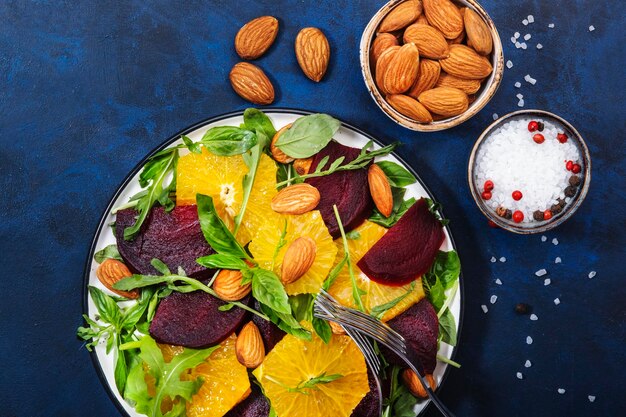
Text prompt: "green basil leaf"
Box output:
[[274, 114, 341, 158], [94, 244, 123, 263], [439, 308, 457, 346], [432, 251, 461, 290], [376, 161, 416, 187], [423, 273, 445, 312], [196, 194, 249, 259], [243, 108, 277, 138], [289, 294, 314, 322], [322, 255, 347, 291], [259, 303, 312, 341], [114, 338, 128, 394], [252, 268, 291, 315], [201, 126, 258, 156], [312, 317, 332, 344], [89, 286, 122, 326], [196, 254, 249, 270], [182, 135, 202, 154], [121, 288, 154, 330]]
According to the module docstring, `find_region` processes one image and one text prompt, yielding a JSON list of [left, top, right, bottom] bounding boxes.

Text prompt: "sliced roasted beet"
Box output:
[[149, 289, 250, 348], [381, 299, 438, 374], [115, 205, 215, 279], [252, 300, 286, 353], [357, 198, 444, 286], [351, 370, 387, 417], [306, 140, 373, 238], [225, 383, 270, 417]]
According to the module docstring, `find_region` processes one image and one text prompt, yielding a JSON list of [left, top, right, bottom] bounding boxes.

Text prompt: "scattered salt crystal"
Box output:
[[524, 34, 531, 40], [554, 298, 561, 305], [493, 113, 498, 120], [506, 60, 513, 69], [588, 395, 596, 402], [490, 295, 498, 304], [518, 99, 525, 107], [526, 336, 533, 345], [555, 257, 562, 264], [481, 304, 489, 313], [524, 74, 537, 85], [522, 19, 528, 26], [499, 257, 506, 263], [536, 43, 543, 50], [515, 82, 521, 88], [548, 23, 555, 28], [588, 271, 597, 279], [525, 360, 532, 368], [589, 25, 595, 32], [495, 278, 502, 285], [514, 32, 520, 38], [515, 41, 522, 49], [530, 314, 538, 321], [490, 256, 496, 263], [541, 236, 547, 242], [521, 42, 528, 50], [510, 36, 517, 44], [557, 388, 566, 394], [527, 15, 534, 23], [535, 269, 547, 277], [516, 93, 524, 99], [516, 372, 524, 380], [544, 278, 551, 286], [552, 238, 559, 245]]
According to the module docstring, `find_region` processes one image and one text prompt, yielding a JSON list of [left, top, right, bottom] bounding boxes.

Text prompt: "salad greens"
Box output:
[[274, 113, 340, 158], [93, 244, 122, 263], [382, 366, 419, 417], [333, 205, 366, 312]]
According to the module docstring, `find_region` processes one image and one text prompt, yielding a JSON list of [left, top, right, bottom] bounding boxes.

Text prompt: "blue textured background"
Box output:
[[1, 0, 624, 416]]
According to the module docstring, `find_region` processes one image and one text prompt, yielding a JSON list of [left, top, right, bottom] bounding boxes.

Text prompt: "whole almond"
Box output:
[[293, 157, 313, 175], [270, 124, 294, 164], [402, 370, 436, 398], [383, 43, 420, 94], [387, 94, 433, 123], [236, 322, 265, 368], [423, 0, 464, 39], [379, 0, 423, 33], [375, 46, 400, 94], [407, 59, 440, 99], [213, 269, 252, 301], [416, 14, 429, 25], [96, 259, 139, 299], [295, 27, 330, 82], [418, 86, 468, 117], [403, 24, 449, 59], [447, 29, 466, 44], [436, 72, 482, 94], [368, 164, 394, 216], [371, 33, 399, 65], [271, 183, 320, 214], [329, 321, 346, 335], [229, 62, 274, 105], [439, 44, 493, 79], [281, 236, 317, 284], [463, 8, 492, 55], [235, 16, 279, 60]]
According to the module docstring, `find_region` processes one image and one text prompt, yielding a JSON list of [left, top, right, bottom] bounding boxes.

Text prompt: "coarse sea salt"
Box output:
[[514, 31, 520, 38], [516, 372, 524, 380], [515, 41, 522, 49], [515, 82, 521, 88], [499, 257, 507, 263], [535, 269, 547, 277], [554, 298, 561, 305], [544, 278, 551, 286], [490, 295, 498, 304], [589, 25, 595, 32], [521, 42, 528, 50], [516, 93, 524, 99], [541, 235, 547, 242], [473, 118, 582, 220], [524, 74, 537, 85], [588, 395, 596, 402], [526, 336, 533, 344], [495, 278, 502, 285], [490, 256, 496, 263], [552, 238, 559, 245], [522, 19, 528, 26], [555, 257, 562, 263], [493, 113, 499, 120], [557, 388, 566, 394], [511, 36, 517, 44], [506, 60, 513, 68], [524, 34, 531, 40], [481, 304, 489, 313], [530, 314, 538, 321], [525, 360, 532, 368], [548, 23, 555, 28], [527, 15, 534, 23], [537, 43, 543, 50], [518, 99, 525, 107], [588, 271, 597, 279]]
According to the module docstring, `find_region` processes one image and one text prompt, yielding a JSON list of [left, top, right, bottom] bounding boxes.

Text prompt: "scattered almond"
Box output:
[[375, 46, 400, 94], [229, 62, 275, 105], [270, 123, 294, 164], [402, 370, 436, 398], [281, 237, 317, 284], [236, 322, 265, 368], [463, 8, 492, 55], [293, 157, 313, 175], [418, 86, 468, 116], [213, 269, 252, 301], [439, 44, 492, 79], [329, 321, 346, 335], [295, 27, 330, 82], [436, 72, 481, 94], [368, 164, 394, 216], [271, 183, 320, 214], [403, 24, 449, 59], [423, 0, 464, 39], [235, 16, 279, 60], [383, 43, 420, 94], [378, 0, 423, 33], [407, 59, 441, 99], [96, 259, 139, 299], [371, 33, 399, 65], [387, 94, 433, 123]]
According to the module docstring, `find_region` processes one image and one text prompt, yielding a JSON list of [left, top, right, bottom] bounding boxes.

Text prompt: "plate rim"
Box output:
[[82, 107, 465, 417]]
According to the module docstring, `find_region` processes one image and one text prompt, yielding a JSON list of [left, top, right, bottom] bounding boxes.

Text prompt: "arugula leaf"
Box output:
[[274, 114, 341, 158], [196, 194, 250, 260], [345, 230, 361, 240], [251, 268, 291, 315], [123, 148, 178, 240], [124, 336, 217, 417], [243, 108, 277, 139], [369, 186, 416, 228], [376, 161, 416, 187], [200, 126, 258, 156], [439, 308, 457, 346], [94, 244, 123, 263], [196, 253, 249, 270], [288, 372, 343, 394], [370, 281, 416, 319], [333, 205, 365, 311], [181, 135, 202, 154]]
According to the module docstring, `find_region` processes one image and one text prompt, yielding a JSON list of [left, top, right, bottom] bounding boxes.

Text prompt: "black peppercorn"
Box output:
[[551, 204, 563, 214], [533, 210, 544, 221], [515, 303, 532, 315], [504, 209, 512, 219], [557, 198, 566, 208], [569, 175, 581, 186], [537, 121, 545, 132], [564, 185, 577, 197]]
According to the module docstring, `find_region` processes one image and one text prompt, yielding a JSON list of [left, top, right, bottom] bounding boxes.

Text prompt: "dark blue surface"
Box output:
[[1, 1, 624, 416]]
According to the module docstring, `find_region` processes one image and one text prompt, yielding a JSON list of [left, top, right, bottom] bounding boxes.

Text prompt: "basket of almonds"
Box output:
[[360, 0, 504, 131]]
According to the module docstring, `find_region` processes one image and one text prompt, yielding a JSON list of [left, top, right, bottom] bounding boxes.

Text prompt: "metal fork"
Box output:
[[314, 290, 455, 417]]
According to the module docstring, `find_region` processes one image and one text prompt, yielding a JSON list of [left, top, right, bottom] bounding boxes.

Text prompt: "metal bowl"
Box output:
[[468, 109, 591, 234], [360, 0, 504, 131]]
